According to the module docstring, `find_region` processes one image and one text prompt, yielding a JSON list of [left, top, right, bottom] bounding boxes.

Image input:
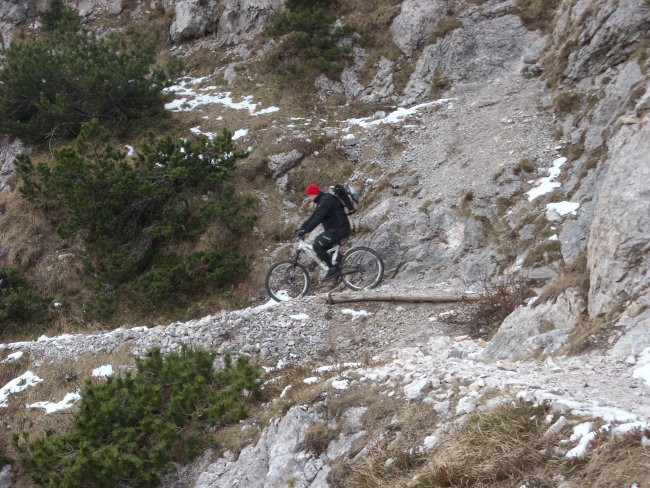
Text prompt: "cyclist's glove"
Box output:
[[294, 229, 306, 239]]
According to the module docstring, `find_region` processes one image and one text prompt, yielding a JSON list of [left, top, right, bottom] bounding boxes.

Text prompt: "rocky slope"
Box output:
[[0, 0, 649, 486]]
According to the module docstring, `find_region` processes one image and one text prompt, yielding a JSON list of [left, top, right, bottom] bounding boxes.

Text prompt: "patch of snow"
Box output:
[[547, 201, 580, 216], [332, 379, 350, 390], [232, 129, 248, 140], [92, 365, 114, 378], [190, 126, 217, 139], [163, 78, 279, 116], [1, 351, 23, 363], [315, 363, 363, 373], [341, 309, 371, 320], [345, 99, 455, 128], [290, 313, 309, 321], [253, 292, 290, 312], [526, 157, 567, 201], [28, 391, 81, 414], [633, 347, 650, 387], [1, 371, 43, 407], [566, 422, 600, 458]]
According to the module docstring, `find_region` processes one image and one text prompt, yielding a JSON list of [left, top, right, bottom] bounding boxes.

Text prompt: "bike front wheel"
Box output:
[[341, 246, 384, 291], [265, 260, 310, 302]]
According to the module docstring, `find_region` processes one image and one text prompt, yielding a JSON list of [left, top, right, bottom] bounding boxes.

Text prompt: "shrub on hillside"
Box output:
[[265, 0, 353, 78], [15, 347, 263, 488], [440, 275, 533, 339], [126, 248, 250, 307], [0, 0, 166, 142], [16, 121, 255, 316], [0, 268, 51, 334]]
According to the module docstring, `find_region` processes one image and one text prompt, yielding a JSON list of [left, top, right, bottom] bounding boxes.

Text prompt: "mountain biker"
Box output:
[[294, 183, 351, 281]]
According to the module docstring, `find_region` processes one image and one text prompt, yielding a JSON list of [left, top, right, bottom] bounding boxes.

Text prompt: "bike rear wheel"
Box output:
[[341, 246, 384, 291], [265, 260, 310, 302]]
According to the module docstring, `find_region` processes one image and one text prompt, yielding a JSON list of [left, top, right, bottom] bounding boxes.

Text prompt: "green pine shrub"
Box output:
[[0, 268, 51, 334], [265, 0, 353, 79], [15, 347, 263, 488], [0, 0, 167, 142], [126, 247, 249, 308], [16, 120, 256, 317]]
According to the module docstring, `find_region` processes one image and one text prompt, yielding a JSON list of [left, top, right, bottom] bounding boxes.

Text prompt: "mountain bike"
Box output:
[[264, 238, 384, 302]]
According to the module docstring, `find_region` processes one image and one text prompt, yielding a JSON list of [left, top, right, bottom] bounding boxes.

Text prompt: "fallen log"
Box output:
[[325, 291, 482, 305]]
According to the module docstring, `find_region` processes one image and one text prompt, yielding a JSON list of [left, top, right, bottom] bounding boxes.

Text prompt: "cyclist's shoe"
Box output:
[[322, 266, 341, 282]]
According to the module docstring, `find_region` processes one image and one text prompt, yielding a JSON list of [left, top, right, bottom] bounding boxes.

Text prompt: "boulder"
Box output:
[[267, 149, 303, 178], [587, 114, 650, 319]]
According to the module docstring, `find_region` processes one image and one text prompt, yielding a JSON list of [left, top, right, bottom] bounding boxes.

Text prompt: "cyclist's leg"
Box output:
[[313, 228, 348, 267]]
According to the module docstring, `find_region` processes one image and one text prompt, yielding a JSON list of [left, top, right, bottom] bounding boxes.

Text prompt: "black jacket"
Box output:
[[299, 192, 351, 234]]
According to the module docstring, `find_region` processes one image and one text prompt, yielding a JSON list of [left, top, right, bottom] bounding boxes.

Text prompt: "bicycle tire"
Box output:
[[341, 246, 384, 291], [265, 260, 310, 302]]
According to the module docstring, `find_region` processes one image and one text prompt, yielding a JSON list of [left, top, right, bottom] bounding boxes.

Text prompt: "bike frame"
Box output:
[[293, 239, 341, 272]]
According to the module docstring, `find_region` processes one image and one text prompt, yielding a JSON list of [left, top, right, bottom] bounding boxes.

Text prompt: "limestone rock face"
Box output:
[[170, 0, 219, 42], [0, 465, 15, 488], [581, 60, 645, 152], [190, 406, 326, 488], [0, 136, 25, 192], [77, 0, 123, 17], [402, 14, 539, 104], [552, 0, 650, 81], [483, 289, 586, 361], [587, 115, 650, 319], [389, 0, 447, 57], [0, 1, 29, 23], [359, 57, 396, 103], [216, 0, 283, 47]]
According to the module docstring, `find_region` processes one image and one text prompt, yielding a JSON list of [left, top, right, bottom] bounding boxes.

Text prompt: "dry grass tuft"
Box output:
[[300, 422, 337, 455], [0, 192, 60, 270], [0, 344, 135, 465], [345, 400, 562, 488], [564, 299, 628, 354], [0, 354, 30, 389], [523, 240, 562, 267], [535, 252, 588, 306], [421, 401, 557, 487], [259, 364, 327, 425], [0, 190, 94, 334], [510, 0, 562, 32], [577, 427, 650, 487], [342, 402, 440, 488]]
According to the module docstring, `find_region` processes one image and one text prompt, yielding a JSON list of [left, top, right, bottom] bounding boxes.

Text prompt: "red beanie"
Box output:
[[305, 184, 320, 196]]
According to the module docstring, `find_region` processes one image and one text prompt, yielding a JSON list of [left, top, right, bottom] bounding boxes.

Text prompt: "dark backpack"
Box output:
[[332, 183, 361, 215]]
